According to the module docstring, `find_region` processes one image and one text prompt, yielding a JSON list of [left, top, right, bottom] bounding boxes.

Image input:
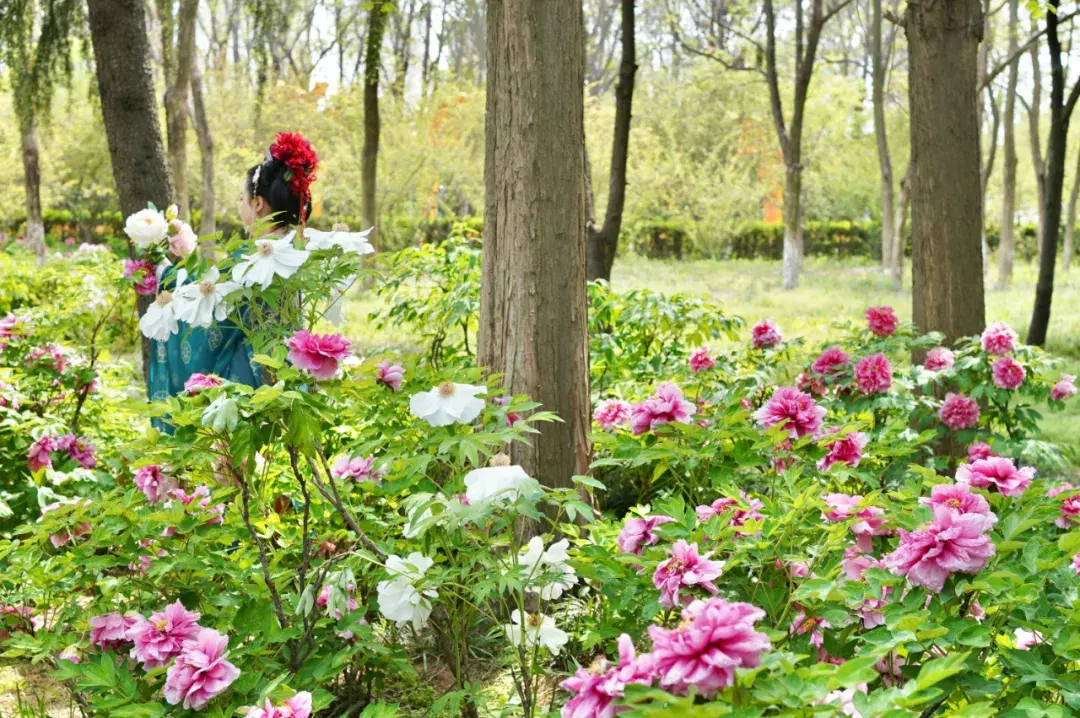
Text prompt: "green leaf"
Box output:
[[915, 651, 969, 690]]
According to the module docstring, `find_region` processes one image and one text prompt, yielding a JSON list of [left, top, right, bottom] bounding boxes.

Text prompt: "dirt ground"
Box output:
[[0, 665, 76, 718]]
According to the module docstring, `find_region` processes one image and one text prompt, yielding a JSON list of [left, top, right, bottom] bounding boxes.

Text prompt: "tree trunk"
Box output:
[[1064, 143, 1080, 271], [585, 0, 635, 283], [163, 0, 198, 220], [871, 0, 896, 280], [980, 86, 1000, 273], [362, 1, 390, 238], [20, 119, 46, 266], [87, 0, 174, 383], [191, 55, 216, 236], [892, 168, 910, 285], [997, 0, 1019, 288], [1027, 6, 1079, 346], [480, 0, 590, 494], [781, 167, 804, 289], [905, 0, 986, 344], [976, 0, 992, 272], [1029, 35, 1047, 255]]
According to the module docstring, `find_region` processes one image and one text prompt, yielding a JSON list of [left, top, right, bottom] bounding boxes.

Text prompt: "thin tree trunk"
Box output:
[[980, 86, 1000, 272], [362, 1, 390, 238], [871, 0, 896, 280], [906, 0, 986, 344], [586, 0, 636, 283], [480, 0, 590, 496], [781, 168, 804, 288], [87, 0, 174, 383], [997, 0, 1019, 288], [190, 54, 216, 236], [1064, 143, 1080, 271], [1029, 32, 1047, 255], [892, 168, 910, 285], [977, 0, 992, 271], [20, 119, 46, 265], [163, 0, 199, 220]]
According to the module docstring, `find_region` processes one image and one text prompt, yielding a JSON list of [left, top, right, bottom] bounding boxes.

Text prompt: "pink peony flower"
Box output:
[[332, 454, 377, 482], [1013, 628, 1044, 650], [968, 601, 986, 621], [128, 600, 202, 669], [797, 371, 827, 396], [940, 393, 979, 430], [285, 330, 352, 381], [789, 609, 830, 648], [956, 457, 1035, 497], [559, 634, 655, 718], [696, 493, 764, 536], [493, 396, 522, 427], [751, 320, 783, 349], [919, 483, 996, 522], [58, 646, 80, 663], [1051, 374, 1077, 401], [865, 306, 898, 336], [168, 221, 198, 258], [89, 613, 139, 651], [630, 382, 694, 435], [1047, 484, 1080, 529], [883, 505, 996, 592], [967, 442, 995, 462], [981, 323, 1018, 355], [134, 465, 179, 504], [594, 399, 632, 430], [40, 500, 92, 548], [184, 373, 223, 394], [753, 386, 826, 438], [28, 344, 67, 372], [817, 685, 868, 718], [991, 356, 1025, 390], [376, 360, 405, 391], [924, 347, 955, 372], [122, 259, 159, 296], [841, 547, 884, 581], [875, 652, 906, 687], [822, 495, 887, 552], [817, 430, 868, 472], [821, 493, 861, 522], [647, 597, 770, 696], [652, 540, 723, 607], [27, 435, 55, 472], [854, 353, 892, 394], [316, 584, 359, 619], [617, 515, 675, 555], [163, 627, 240, 710], [1073, 553, 1080, 575], [689, 347, 716, 372], [62, 435, 96, 469], [246, 693, 314, 718], [811, 347, 850, 376]]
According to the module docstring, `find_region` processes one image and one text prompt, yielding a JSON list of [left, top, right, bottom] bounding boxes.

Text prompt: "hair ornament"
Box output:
[[269, 132, 318, 222]]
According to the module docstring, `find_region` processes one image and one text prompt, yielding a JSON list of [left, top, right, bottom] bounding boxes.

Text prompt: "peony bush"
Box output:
[[0, 209, 1078, 716]]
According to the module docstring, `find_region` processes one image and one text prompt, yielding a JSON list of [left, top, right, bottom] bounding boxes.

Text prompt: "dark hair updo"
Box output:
[[245, 158, 312, 228]]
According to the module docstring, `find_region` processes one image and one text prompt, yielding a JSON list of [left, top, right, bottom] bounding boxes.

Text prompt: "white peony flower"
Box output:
[[138, 290, 180, 340], [173, 267, 241, 328], [303, 226, 375, 255], [464, 465, 541, 505], [409, 382, 487, 427], [516, 537, 578, 600], [231, 234, 310, 290], [124, 208, 169, 249], [504, 610, 568, 655], [402, 504, 436, 539], [201, 394, 239, 432], [377, 552, 437, 630]]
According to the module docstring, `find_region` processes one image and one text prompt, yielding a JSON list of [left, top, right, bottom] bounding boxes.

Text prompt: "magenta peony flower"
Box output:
[[854, 353, 892, 394], [865, 306, 898, 337], [797, 371, 827, 396], [924, 347, 955, 372], [811, 347, 850, 376], [1051, 374, 1077, 401], [60, 435, 96, 469], [316, 584, 359, 619], [817, 430, 868, 472], [332, 454, 377, 482], [981, 322, 1018, 355], [967, 442, 995, 462], [617, 515, 675, 556], [956, 457, 1035, 497], [184, 373, 223, 394], [134, 465, 179, 504], [630, 382, 694, 435], [376, 360, 405, 391], [594, 399, 632, 430], [164, 627, 240, 710], [285, 330, 352, 381], [689, 346, 716, 372], [647, 597, 770, 696], [919, 482, 996, 522], [696, 493, 764, 536], [940, 393, 980, 430], [753, 386, 825, 439], [751, 320, 783, 349], [652, 540, 723, 607], [559, 634, 655, 718], [247, 692, 314, 718], [991, 356, 1025, 390], [883, 505, 996, 592], [89, 613, 139, 651], [122, 259, 159, 296], [128, 600, 202, 669], [27, 435, 55, 472], [1048, 484, 1080, 529]]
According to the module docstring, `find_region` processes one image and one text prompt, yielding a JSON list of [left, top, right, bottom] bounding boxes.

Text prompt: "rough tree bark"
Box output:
[[906, 0, 986, 343], [87, 0, 174, 381], [190, 54, 216, 236], [997, 0, 1019, 288], [871, 0, 896, 284], [480, 0, 590, 494], [1064, 144, 1080, 271], [1028, 34, 1047, 253], [20, 120, 46, 265], [893, 168, 910, 284], [159, 0, 198, 220], [362, 1, 391, 238], [1027, 5, 1080, 346], [585, 0, 636, 283]]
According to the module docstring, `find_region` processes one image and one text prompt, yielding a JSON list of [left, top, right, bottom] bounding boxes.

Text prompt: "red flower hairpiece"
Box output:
[[269, 132, 318, 221]]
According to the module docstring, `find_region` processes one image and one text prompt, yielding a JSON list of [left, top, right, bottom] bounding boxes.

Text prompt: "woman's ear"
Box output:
[[252, 195, 270, 218]]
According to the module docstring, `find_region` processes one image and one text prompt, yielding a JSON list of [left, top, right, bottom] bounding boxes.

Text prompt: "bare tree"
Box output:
[[870, 0, 901, 285], [362, 1, 391, 237], [190, 52, 216, 235], [997, 0, 1019, 288], [160, 0, 199, 220], [1064, 143, 1080, 271]]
